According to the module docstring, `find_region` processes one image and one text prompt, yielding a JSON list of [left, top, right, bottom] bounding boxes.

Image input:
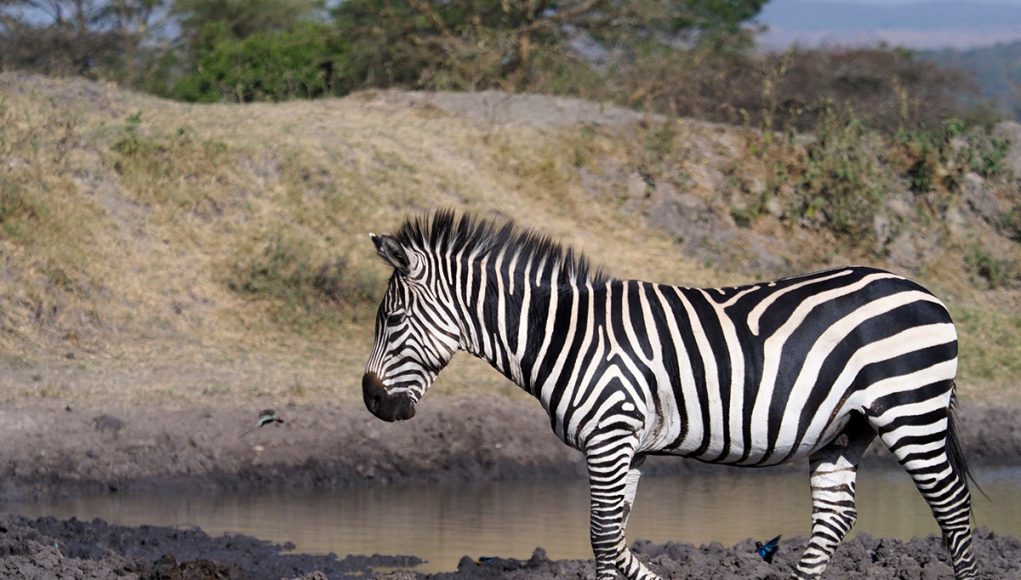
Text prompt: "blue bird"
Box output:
[[755, 534, 781, 563]]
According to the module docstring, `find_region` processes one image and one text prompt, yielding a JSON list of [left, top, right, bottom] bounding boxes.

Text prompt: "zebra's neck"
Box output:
[[449, 252, 591, 399]]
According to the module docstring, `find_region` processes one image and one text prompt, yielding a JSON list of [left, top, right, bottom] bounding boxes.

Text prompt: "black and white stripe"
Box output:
[[363, 212, 978, 579]]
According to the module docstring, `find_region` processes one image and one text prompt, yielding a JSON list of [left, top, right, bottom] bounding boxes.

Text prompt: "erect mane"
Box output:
[[392, 210, 611, 285]]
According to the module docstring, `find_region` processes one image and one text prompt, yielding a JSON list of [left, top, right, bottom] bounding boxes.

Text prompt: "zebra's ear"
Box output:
[[370, 233, 410, 273]]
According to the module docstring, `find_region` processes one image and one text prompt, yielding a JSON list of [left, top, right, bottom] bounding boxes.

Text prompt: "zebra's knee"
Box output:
[[813, 505, 856, 526], [840, 506, 858, 529], [622, 500, 633, 527]]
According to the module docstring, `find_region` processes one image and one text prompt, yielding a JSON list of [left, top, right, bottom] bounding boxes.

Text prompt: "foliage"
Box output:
[[172, 21, 344, 102], [598, 45, 980, 135], [790, 111, 889, 244], [332, 0, 766, 92], [965, 245, 1016, 289], [0, 0, 166, 79], [891, 119, 1013, 225], [171, 0, 323, 41], [1002, 205, 1021, 242], [226, 229, 381, 325]]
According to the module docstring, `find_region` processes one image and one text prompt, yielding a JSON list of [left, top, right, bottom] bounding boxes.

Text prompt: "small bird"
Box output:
[[755, 534, 781, 563], [239, 409, 284, 438]]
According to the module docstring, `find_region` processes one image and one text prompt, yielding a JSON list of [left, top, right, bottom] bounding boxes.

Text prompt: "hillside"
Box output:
[[2, 72, 1021, 410]]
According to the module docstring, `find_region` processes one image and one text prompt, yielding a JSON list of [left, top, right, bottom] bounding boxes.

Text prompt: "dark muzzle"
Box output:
[[362, 372, 416, 422]]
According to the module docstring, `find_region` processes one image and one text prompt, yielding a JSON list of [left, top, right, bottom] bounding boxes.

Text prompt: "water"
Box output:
[[6, 467, 1021, 573]]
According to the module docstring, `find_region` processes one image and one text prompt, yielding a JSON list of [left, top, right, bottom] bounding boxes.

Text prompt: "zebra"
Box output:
[[362, 211, 979, 579]]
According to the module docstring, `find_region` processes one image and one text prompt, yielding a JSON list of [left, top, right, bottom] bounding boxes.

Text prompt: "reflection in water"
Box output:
[[6, 467, 1020, 573]]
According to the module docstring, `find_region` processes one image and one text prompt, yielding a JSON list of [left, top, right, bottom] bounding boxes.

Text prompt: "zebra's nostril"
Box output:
[[363, 372, 391, 418]]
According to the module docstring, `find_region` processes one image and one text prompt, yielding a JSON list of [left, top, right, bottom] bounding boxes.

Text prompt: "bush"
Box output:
[[596, 45, 980, 135], [173, 22, 346, 103], [791, 111, 890, 244], [227, 230, 381, 324], [965, 245, 1016, 289]]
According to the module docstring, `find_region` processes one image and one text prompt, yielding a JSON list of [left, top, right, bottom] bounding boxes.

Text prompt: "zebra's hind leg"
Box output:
[[622, 455, 646, 529], [869, 392, 978, 579], [794, 414, 876, 579], [586, 438, 659, 580]]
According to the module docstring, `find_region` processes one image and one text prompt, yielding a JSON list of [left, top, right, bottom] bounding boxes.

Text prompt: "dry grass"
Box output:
[[0, 73, 1018, 409]]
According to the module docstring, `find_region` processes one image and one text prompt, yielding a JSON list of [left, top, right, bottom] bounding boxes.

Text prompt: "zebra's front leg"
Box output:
[[587, 441, 659, 580]]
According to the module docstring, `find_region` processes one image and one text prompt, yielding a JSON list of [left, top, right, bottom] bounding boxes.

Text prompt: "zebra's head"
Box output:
[[363, 232, 460, 422]]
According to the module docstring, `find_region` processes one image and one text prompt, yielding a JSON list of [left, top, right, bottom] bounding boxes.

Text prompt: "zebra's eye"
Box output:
[[386, 311, 406, 325]]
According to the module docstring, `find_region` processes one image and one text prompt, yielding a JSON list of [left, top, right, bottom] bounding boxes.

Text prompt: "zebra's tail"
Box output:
[[947, 385, 988, 502]]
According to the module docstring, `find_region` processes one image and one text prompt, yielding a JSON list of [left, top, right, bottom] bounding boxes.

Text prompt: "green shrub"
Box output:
[[965, 245, 1016, 289], [1002, 204, 1021, 242], [173, 22, 346, 103], [791, 112, 889, 245], [896, 119, 1012, 221]]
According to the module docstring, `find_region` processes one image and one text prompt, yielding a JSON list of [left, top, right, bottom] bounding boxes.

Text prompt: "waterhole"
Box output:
[[7, 467, 1019, 572]]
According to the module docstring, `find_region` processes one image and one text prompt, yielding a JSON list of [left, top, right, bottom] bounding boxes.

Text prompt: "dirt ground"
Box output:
[[0, 398, 1019, 501]]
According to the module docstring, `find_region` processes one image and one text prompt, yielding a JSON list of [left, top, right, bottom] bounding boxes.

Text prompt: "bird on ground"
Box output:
[[755, 534, 781, 563], [239, 409, 284, 438]]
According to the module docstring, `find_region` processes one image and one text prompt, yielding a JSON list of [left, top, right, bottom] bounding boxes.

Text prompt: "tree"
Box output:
[[0, 0, 167, 77], [172, 21, 344, 102], [332, 0, 768, 92], [171, 0, 324, 52]]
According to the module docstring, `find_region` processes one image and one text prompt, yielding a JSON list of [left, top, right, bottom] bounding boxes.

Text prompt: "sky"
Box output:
[[772, 0, 1021, 5], [758, 0, 1021, 49]]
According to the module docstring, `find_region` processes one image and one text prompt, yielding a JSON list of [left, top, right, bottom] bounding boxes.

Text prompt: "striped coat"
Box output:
[[362, 212, 978, 579]]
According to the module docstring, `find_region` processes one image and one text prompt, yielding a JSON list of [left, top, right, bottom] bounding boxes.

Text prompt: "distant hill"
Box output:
[[922, 41, 1021, 119], [758, 0, 1021, 49]]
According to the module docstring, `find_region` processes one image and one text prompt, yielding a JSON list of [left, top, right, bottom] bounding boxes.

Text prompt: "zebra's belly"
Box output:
[[650, 412, 852, 466]]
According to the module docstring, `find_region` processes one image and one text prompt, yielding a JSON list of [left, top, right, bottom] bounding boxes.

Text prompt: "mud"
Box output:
[[417, 529, 1021, 579], [0, 513, 422, 579], [2, 513, 1019, 579]]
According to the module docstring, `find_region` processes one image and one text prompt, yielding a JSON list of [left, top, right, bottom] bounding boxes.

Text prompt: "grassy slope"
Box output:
[[1, 73, 1019, 408]]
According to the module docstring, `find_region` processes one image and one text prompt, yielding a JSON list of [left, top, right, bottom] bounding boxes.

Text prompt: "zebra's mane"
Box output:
[[392, 210, 611, 286]]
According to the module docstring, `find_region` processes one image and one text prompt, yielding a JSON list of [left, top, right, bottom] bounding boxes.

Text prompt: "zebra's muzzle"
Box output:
[[362, 372, 416, 422]]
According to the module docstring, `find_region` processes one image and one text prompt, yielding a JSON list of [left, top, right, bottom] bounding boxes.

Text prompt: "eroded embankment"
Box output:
[[0, 398, 1018, 501]]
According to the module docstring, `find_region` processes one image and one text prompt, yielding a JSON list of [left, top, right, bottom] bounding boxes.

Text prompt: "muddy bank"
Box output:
[[416, 528, 1021, 579], [0, 399, 1019, 501], [2, 513, 1019, 579], [0, 513, 420, 579]]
